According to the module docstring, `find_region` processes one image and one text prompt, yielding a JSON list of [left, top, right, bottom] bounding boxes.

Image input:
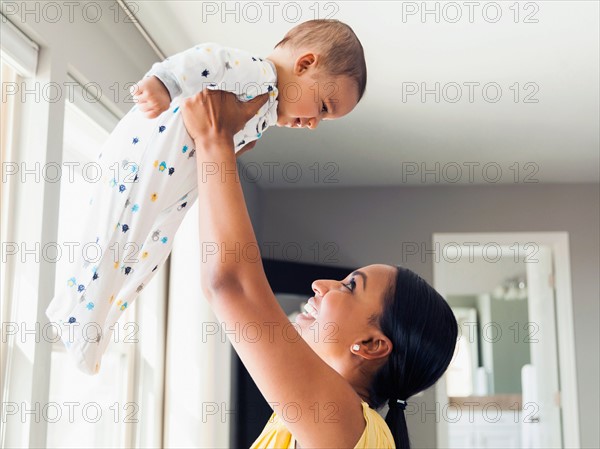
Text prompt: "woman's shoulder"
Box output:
[[250, 401, 395, 449], [249, 411, 293, 448], [353, 400, 396, 449]]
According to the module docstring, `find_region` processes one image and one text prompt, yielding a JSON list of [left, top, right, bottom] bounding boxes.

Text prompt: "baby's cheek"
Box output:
[[271, 101, 283, 117]]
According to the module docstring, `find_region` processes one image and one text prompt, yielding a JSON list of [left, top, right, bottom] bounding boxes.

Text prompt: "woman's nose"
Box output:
[[312, 279, 337, 297], [311, 280, 326, 297]]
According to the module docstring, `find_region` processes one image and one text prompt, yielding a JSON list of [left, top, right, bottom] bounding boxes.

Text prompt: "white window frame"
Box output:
[[1, 15, 167, 449]]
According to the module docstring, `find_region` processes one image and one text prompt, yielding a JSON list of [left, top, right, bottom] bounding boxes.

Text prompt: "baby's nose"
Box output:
[[307, 117, 320, 129]]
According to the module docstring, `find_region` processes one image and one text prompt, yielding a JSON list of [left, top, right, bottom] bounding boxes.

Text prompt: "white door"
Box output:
[[523, 245, 563, 448]]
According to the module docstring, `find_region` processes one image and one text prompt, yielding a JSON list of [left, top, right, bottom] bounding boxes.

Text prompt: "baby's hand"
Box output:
[[130, 76, 171, 119]]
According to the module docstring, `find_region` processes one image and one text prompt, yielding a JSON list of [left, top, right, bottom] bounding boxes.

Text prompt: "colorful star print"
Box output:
[[46, 42, 279, 374]]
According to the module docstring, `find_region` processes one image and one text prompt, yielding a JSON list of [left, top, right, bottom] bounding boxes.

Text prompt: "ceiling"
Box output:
[[128, 1, 599, 188]]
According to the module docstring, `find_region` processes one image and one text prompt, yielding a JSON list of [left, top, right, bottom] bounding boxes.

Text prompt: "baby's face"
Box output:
[[275, 64, 359, 129]]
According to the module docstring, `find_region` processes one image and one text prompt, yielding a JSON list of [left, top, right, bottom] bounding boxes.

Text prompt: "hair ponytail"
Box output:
[[385, 402, 411, 449]]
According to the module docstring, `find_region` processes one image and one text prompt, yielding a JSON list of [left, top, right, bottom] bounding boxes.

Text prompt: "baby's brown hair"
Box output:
[[274, 19, 367, 102]]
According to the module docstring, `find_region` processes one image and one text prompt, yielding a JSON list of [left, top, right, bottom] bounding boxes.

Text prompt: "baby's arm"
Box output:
[[131, 43, 229, 118], [144, 42, 228, 101], [134, 43, 273, 157]]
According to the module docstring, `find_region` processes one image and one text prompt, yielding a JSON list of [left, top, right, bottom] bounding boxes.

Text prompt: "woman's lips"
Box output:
[[297, 311, 315, 321], [297, 297, 318, 321]]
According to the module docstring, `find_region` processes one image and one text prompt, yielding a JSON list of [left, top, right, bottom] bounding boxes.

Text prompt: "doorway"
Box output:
[[432, 232, 579, 449]]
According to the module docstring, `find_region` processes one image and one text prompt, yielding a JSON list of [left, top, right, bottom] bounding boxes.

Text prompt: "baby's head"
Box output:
[[268, 19, 367, 129]]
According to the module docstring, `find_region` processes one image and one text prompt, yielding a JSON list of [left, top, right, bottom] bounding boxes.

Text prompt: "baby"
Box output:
[[46, 19, 367, 375]]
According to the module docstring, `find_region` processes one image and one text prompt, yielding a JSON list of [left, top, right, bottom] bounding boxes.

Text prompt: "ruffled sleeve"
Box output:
[[250, 401, 395, 449]]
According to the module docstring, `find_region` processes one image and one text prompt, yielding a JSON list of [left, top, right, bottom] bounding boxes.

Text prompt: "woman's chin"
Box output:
[[295, 311, 317, 324]]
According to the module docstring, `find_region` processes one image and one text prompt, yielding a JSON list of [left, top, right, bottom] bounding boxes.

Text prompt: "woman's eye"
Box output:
[[343, 279, 356, 292], [321, 102, 328, 113]]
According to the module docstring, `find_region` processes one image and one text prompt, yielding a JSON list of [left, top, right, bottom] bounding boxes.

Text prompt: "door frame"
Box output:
[[432, 232, 579, 448]]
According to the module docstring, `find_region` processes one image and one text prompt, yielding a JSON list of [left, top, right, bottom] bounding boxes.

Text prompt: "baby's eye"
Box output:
[[321, 102, 328, 113]]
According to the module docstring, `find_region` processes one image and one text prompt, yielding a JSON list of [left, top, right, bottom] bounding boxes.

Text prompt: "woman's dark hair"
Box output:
[[368, 265, 458, 449]]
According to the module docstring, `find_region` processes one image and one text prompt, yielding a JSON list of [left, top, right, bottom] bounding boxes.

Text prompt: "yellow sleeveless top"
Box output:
[[249, 400, 396, 448]]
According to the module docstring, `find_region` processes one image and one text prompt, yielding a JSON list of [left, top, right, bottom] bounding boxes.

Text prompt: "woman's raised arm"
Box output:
[[181, 90, 367, 448]]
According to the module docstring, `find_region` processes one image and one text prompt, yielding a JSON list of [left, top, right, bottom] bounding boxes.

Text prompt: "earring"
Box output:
[[352, 344, 360, 351]]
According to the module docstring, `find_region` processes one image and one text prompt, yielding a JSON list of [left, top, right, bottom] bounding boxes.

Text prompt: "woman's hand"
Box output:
[[181, 89, 269, 154]]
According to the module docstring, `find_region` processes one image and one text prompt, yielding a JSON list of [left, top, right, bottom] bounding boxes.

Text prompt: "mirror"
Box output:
[[437, 251, 533, 407], [434, 236, 564, 449], [446, 287, 530, 399]]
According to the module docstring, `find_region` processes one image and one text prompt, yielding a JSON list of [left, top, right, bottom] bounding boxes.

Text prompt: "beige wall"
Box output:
[[258, 182, 600, 448]]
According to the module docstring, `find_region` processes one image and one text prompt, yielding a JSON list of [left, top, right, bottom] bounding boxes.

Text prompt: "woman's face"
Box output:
[[295, 264, 397, 367]]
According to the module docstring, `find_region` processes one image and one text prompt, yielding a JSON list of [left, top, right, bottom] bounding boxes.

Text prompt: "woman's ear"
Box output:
[[294, 52, 318, 75], [355, 335, 393, 361]]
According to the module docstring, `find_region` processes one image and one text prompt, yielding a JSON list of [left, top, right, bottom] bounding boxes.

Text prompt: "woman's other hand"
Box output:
[[181, 89, 269, 152]]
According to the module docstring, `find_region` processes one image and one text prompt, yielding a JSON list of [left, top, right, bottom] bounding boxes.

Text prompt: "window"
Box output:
[[2, 15, 166, 449], [2, 72, 167, 448], [45, 93, 137, 449], [0, 58, 20, 436], [46, 79, 166, 448]]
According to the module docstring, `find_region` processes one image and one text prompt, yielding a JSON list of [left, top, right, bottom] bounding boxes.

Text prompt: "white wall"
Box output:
[[258, 182, 600, 449]]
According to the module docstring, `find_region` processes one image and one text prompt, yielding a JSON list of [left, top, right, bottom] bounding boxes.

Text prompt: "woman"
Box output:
[[180, 90, 458, 449]]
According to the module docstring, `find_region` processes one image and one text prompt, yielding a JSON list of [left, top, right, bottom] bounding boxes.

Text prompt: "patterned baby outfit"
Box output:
[[46, 42, 279, 374]]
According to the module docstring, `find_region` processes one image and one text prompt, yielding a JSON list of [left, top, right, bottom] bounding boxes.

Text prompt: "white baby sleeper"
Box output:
[[46, 43, 279, 374]]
